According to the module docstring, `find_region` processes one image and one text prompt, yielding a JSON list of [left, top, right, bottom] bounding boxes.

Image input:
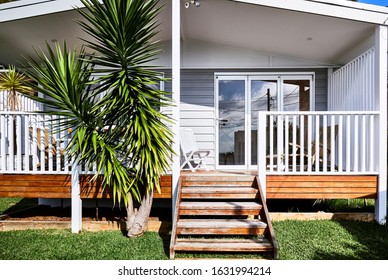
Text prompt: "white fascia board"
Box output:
[[311, 0, 388, 13], [232, 0, 388, 25], [0, 0, 86, 23]]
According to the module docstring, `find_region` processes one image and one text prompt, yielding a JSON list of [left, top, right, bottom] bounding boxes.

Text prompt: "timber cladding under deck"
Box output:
[[0, 174, 172, 199], [0, 174, 378, 200], [266, 175, 378, 199]]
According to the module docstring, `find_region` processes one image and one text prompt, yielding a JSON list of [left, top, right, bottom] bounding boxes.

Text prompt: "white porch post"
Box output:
[[375, 25, 387, 225], [257, 112, 267, 198], [71, 159, 82, 233], [171, 0, 181, 220]]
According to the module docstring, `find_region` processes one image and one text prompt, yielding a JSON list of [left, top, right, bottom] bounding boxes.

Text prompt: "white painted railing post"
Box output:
[[0, 114, 6, 171], [258, 112, 267, 198], [171, 0, 181, 221], [71, 159, 82, 233], [375, 25, 387, 225]]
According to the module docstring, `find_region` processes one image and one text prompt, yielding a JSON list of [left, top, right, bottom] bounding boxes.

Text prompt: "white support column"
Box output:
[[375, 25, 387, 225], [171, 0, 181, 220], [257, 112, 267, 198], [71, 159, 82, 233]]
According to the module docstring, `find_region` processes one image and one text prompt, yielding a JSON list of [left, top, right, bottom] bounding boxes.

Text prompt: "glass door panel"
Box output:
[[282, 78, 312, 147], [250, 79, 278, 166], [217, 79, 246, 167], [282, 79, 311, 112]]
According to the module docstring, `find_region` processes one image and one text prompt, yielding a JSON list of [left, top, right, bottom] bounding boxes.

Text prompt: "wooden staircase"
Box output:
[[170, 174, 278, 259]]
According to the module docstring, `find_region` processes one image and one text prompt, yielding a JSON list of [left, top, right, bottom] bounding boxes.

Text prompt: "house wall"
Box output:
[[164, 68, 328, 170]]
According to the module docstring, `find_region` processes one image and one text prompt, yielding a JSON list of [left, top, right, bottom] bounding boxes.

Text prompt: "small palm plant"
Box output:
[[0, 65, 33, 111], [24, 0, 173, 237]]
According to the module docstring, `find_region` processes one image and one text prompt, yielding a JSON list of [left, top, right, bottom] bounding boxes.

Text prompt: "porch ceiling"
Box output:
[[181, 0, 377, 65], [0, 0, 381, 67]]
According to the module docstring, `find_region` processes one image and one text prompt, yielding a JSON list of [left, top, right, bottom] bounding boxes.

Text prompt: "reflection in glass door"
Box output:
[[250, 79, 278, 166], [217, 78, 246, 167]]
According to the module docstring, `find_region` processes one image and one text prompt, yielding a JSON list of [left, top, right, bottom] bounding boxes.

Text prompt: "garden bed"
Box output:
[[0, 202, 172, 232]]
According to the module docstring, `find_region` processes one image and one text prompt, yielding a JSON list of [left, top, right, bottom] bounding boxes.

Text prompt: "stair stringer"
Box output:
[[253, 176, 279, 259], [169, 176, 182, 259]]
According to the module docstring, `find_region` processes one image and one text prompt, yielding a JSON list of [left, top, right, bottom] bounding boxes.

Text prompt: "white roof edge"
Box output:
[[233, 0, 388, 25], [2, 0, 388, 25], [310, 0, 388, 13], [0, 0, 85, 23]]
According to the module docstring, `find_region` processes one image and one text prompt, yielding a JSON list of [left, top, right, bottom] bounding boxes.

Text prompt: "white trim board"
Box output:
[[233, 0, 388, 25], [0, 0, 85, 22]]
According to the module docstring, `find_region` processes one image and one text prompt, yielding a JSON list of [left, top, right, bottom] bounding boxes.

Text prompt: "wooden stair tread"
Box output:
[[177, 219, 267, 228], [183, 182, 254, 187], [182, 186, 258, 193], [181, 186, 258, 198], [170, 175, 278, 259], [180, 201, 262, 210], [182, 175, 255, 182], [174, 238, 273, 252]]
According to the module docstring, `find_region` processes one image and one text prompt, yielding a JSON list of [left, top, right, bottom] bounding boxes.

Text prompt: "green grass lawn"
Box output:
[[0, 220, 387, 260], [1, 198, 387, 260], [0, 230, 169, 260], [274, 220, 388, 259]]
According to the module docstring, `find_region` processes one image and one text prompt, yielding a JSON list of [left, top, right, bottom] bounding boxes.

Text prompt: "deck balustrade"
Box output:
[[258, 111, 380, 175], [0, 112, 71, 174], [1, 111, 380, 176]]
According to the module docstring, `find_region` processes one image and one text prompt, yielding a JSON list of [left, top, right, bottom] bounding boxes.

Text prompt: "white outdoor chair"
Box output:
[[180, 128, 210, 172]]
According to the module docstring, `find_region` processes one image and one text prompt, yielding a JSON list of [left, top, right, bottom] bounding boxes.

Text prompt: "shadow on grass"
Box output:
[[160, 232, 172, 258], [0, 198, 39, 215], [274, 219, 388, 260], [312, 220, 388, 260]]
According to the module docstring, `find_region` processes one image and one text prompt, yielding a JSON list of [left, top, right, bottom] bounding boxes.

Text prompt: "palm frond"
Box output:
[[22, 0, 173, 206]]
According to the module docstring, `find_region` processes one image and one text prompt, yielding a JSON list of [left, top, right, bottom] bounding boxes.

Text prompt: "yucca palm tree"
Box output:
[[0, 65, 33, 111], [24, 0, 173, 237]]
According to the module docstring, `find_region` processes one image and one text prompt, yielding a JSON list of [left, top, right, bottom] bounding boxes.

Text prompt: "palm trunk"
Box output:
[[127, 189, 154, 238], [125, 192, 136, 230]]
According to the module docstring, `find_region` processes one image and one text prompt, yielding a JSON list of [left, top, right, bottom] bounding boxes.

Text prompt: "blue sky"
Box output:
[[358, 0, 388, 6]]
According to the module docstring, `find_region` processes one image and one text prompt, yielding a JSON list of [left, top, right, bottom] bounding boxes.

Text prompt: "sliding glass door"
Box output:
[[216, 73, 314, 170]]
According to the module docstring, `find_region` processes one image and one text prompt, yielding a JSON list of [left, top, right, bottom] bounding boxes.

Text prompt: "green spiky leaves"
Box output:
[[24, 0, 173, 206]]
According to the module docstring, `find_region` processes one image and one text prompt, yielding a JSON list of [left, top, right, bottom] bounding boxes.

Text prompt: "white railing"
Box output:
[[329, 48, 375, 111], [0, 112, 71, 174], [0, 90, 43, 112], [258, 111, 379, 175]]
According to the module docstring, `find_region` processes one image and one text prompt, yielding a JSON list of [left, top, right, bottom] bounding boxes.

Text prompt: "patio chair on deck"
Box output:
[[294, 125, 339, 171], [29, 127, 66, 170], [180, 128, 210, 172]]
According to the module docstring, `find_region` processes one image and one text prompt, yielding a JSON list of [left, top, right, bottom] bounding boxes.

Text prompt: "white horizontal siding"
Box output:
[[179, 69, 215, 169]]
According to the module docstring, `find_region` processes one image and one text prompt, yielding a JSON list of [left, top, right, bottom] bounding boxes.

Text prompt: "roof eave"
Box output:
[[0, 0, 85, 23]]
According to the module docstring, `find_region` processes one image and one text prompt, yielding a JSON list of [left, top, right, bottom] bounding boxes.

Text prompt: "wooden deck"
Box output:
[[0, 173, 377, 200]]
